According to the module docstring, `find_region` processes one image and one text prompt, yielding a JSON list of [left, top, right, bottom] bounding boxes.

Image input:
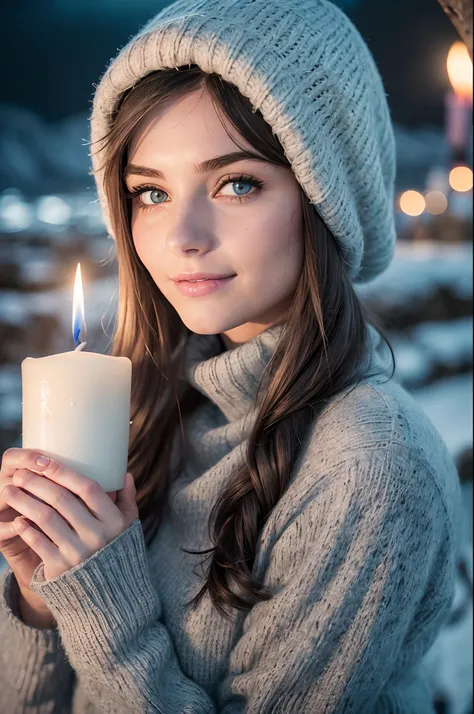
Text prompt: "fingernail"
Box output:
[[36, 456, 50, 467]]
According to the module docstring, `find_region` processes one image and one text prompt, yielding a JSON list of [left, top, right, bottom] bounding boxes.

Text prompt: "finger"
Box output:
[[11, 469, 104, 544], [0, 519, 19, 541], [13, 517, 64, 574], [2, 484, 84, 558], [0, 449, 40, 514], [0, 512, 43, 536], [0, 448, 48, 481], [115, 473, 139, 523], [31, 457, 122, 529]]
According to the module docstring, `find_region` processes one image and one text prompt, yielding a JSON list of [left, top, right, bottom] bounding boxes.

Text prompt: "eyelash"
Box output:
[[124, 174, 265, 210]]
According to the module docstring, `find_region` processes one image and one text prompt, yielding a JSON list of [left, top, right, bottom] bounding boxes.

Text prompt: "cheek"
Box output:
[[241, 200, 303, 280], [130, 211, 156, 267], [130, 207, 143, 249]]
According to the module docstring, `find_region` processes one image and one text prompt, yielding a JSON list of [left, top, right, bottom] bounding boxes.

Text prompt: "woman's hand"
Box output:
[[0, 448, 138, 582]]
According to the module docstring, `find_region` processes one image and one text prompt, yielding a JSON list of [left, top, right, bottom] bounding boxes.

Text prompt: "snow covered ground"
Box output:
[[414, 373, 473, 460], [356, 240, 473, 305], [390, 318, 473, 389]]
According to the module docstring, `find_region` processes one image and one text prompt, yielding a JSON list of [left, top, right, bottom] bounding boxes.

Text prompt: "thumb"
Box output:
[[115, 472, 138, 522]]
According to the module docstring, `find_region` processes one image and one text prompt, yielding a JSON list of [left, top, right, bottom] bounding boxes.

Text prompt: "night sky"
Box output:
[[0, 0, 460, 128]]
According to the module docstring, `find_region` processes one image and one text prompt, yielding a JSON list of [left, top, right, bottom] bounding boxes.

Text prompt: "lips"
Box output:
[[180, 278, 227, 283], [173, 274, 236, 296], [172, 273, 235, 282]]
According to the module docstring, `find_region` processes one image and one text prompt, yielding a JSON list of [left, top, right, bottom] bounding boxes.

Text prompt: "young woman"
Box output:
[[0, 0, 462, 712]]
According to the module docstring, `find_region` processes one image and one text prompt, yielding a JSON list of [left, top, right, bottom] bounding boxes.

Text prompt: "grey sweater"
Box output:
[[0, 324, 462, 713]]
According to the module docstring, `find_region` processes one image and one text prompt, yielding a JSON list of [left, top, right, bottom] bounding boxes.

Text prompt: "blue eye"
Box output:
[[142, 189, 166, 205], [124, 185, 168, 206], [230, 180, 252, 196], [217, 174, 265, 202]]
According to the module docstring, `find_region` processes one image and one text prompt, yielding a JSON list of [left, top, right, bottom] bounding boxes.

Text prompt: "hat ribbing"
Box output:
[[90, 0, 397, 283]]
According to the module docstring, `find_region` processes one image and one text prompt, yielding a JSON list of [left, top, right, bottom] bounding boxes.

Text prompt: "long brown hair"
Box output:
[[94, 64, 395, 620]]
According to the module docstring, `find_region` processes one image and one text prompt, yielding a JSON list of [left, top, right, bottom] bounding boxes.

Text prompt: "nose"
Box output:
[[165, 203, 215, 254]]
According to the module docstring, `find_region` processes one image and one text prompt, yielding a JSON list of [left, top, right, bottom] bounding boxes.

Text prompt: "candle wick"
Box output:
[[75, 342, 88, 352]]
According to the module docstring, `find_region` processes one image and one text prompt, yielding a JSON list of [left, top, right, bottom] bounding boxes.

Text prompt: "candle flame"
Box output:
[[447, 41, 473, 98], [72, 263, 87, 346]]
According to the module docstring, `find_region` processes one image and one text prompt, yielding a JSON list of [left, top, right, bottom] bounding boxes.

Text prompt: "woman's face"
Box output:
[[125, 88, 304, 349]]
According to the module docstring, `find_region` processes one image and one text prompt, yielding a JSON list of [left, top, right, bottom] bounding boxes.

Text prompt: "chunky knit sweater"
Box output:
[[0, 323, 462, 713]]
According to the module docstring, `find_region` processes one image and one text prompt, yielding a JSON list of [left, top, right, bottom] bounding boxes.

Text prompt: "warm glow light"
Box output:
[[449, 166, 473, 192], [425, 190, 448, 215], [72, 263, 86, 343], [399, 190, 425, 216], [447, 42, 473, 98]]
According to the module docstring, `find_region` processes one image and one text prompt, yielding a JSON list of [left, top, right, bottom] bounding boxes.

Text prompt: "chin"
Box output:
[[178, 314, 227, 336], [178, 310, 248, 337]]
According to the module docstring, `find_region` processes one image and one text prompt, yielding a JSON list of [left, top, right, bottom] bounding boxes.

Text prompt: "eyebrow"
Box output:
[[123, 150, 269, 181]]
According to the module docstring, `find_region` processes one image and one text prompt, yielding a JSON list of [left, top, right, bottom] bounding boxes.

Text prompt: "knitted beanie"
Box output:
[[90, 0, 397, 283]]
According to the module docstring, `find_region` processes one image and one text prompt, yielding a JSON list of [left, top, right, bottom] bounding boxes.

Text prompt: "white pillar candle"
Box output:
[[21, 264, 132, 492], [22, 348, 131, 492]]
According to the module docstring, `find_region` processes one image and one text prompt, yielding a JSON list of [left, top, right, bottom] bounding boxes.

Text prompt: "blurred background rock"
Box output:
[[0, 1, 472, 713]]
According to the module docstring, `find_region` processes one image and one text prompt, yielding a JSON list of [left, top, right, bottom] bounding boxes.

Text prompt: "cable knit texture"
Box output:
[[0, 323, 463, 713], [89, 0, 397, 283]]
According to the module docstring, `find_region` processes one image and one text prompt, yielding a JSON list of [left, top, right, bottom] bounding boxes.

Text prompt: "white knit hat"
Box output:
[[90, 0, 397, 283]]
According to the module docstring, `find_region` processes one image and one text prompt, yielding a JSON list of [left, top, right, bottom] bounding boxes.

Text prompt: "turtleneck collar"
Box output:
[[181, 321, 392, 424], [181, 323, 284, 422]]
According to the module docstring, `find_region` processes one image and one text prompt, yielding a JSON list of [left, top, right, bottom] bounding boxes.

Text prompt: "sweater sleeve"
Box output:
[[28, 518, 217, 714], [0, 566, 76, 713]]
